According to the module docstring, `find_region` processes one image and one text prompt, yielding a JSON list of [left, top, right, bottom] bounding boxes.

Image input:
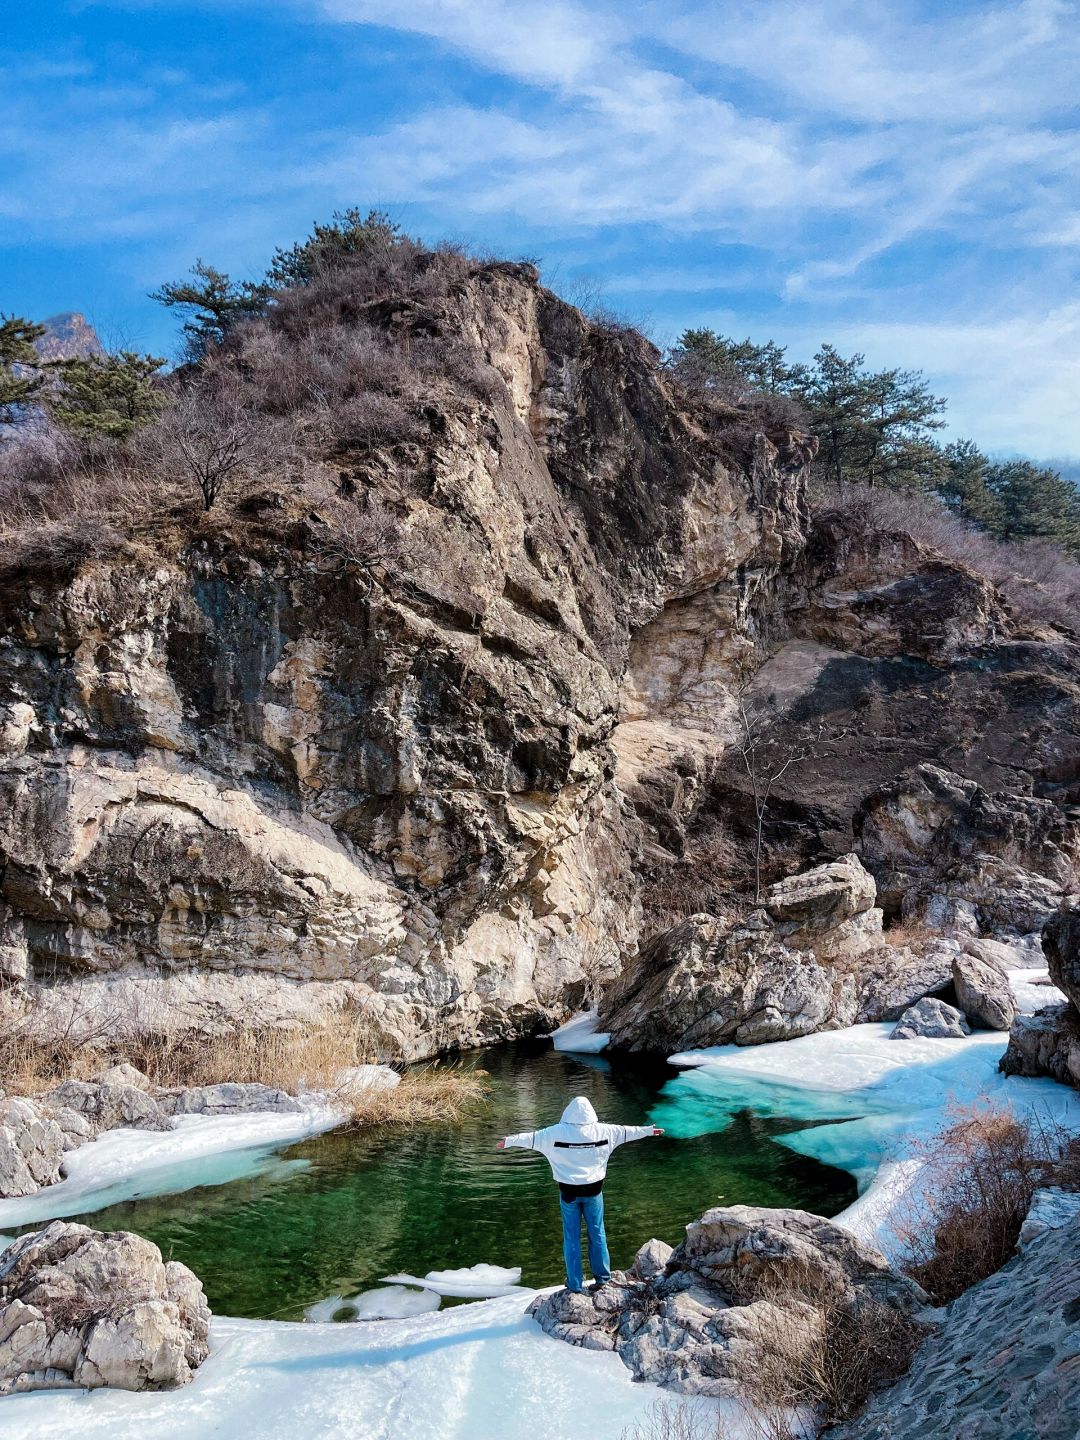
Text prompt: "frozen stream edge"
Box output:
[[2, 1024, 1080, 1439]]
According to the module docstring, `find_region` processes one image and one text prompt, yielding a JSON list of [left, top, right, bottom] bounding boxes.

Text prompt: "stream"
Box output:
[[27, 1041, 869, 1320]]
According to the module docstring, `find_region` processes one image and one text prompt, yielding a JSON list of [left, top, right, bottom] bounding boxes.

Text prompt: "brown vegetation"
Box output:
[[0, 1007, 489, 1128], [818, 483, 1080, 634], [898, 1104, 1080, 1304]]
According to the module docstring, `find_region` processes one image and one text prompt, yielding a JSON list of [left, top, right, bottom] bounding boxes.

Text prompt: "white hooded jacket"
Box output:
[[502, 1097, 656, 1188]]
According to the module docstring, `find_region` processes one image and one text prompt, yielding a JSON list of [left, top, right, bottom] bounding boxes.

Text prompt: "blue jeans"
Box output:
[[560, 1191, 611, 1292]]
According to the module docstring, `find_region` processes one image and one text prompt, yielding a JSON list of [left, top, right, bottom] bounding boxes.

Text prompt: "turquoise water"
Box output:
[[34, 1042, 874, 1320]]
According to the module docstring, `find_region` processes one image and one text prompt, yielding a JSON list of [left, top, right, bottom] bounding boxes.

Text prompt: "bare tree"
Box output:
[[311, 495, 403, 590], [147, 388, 259, 511], [733, 679, 821, 904]]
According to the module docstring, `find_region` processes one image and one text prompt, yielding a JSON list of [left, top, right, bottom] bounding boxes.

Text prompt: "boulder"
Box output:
[[629, 1238, 673, 1282], [599, 913, 856, 1053], [0, 1221, 210, 1393], [44, 1081, 171, 1135], [161, 1082, 302, 1117], [891, 997, 970, 1040], [1042, 907, 1080, 1009], [1000, 1004, 1080, 1088], [0, 1099, 66, 1199], [763, 854, 880, 959], [529, 1205, 927, 1398], [93, 1063, 151, 1091], [952, 952, 1017, 1031], [855, 941, 956, 1023]]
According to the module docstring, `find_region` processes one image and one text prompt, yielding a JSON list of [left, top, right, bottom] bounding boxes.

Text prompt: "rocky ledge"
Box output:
[[600, 852, 1030, 1052], [528, 1204, 928, 1397], [0, 1221, 210, 1394], [0, 1067, 303, 1200], [832, 1195, 1080, 1440]]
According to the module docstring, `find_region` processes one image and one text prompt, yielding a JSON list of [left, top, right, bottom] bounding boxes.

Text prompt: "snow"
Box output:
[[0, 1102, 343, 1230], [382, 1263, 526, 1298], [1008, 966, 1064, 1015], [0, 1293, 738, 1440], [304, 1285, 441, 1323], [549, 1010, 610, 1054]]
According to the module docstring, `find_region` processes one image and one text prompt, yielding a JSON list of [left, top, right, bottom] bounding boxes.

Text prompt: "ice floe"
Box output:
[[548, 1010, 610, 1054], [382, 1263, 526, 1298], [304, 1285, 441, 1322]]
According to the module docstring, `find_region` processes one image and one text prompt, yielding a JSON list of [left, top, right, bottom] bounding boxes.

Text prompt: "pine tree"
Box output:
[[266, 208, 402, 289], [151, 262, 270, 359], [936, 440, 1003, 528], [0, 314, 46, 423], [47, 351, 166, 438], [986, 459, 1080, 556]]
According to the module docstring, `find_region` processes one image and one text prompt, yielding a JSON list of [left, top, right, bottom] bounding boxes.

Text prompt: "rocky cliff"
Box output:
[[1, 260, 1077, 1060]]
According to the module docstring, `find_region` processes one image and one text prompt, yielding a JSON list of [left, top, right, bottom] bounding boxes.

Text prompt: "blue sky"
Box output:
[[4, 0, 1080, 458]]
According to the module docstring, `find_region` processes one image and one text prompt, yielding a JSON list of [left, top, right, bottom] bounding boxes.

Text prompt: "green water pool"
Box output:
[[43, 1042, 863, 1319]]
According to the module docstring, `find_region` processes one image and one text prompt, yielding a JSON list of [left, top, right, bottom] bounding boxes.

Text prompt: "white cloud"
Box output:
[[826, 305, 1080, 456]]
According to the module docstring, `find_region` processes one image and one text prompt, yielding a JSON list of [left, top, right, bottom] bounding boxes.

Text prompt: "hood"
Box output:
[[561, 1096, 598, 1126]]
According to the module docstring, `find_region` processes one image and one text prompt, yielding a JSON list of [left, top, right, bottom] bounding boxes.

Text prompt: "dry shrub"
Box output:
[[818, 484, 1080, 634], [721, 1259, 926, 1427], [897, 1103, 1080, 1304], [341, 1064, 489, 1129], [641, 820, 745, 932], [620, 1399, 799, 1440], [881, 918, 934, 949]]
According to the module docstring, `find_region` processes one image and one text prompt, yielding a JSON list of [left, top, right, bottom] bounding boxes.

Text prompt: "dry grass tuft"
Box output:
[[341, 1064, 490, 1129], [880, 918, 934, 949], [897, 1103, 1080, 1304]]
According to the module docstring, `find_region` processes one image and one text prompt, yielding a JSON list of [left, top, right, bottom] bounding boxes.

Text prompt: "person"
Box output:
[[497, 1096, 664, 1293]]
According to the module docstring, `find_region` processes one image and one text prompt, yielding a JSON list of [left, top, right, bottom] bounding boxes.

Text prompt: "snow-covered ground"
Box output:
[[0, 1101, 343, 1230], [0, 1291, 759, 1440]]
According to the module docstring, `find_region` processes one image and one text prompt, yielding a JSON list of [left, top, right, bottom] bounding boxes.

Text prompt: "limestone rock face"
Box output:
[[891, 997, 970, 1040], [0, 1098, 66, 1198], [529, 1206, 926, 1398], [0, 266, 813, 1060], [854, 941, 956, 1023], [160, 1082, 301, 1117], [763, 853, 881, 959], [0, 1221, 210, 1394], [44, 1080, 172, 1134], [856, 764, 1080, 939], [952, 951, 1017, 1031], [599, 911, 856, 1053]]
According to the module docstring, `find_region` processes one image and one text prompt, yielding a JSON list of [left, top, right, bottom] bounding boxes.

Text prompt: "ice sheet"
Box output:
[[663, 1023, 1080, 1258], [0, 1102, 342, 1229], [548, 1011, 610, 1054], [1008, 967, 1064, 1015], [0, 1294, 753, 1440]]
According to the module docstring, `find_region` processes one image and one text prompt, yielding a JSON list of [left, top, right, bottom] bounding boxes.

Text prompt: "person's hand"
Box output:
[[652, 1127, 665, 1136], [496, 1139, 506, 1149]]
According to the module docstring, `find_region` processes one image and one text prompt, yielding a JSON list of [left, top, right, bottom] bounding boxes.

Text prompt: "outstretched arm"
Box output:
[[605, 1124, 664, 1149], [498, 1130, 540, 1151]]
